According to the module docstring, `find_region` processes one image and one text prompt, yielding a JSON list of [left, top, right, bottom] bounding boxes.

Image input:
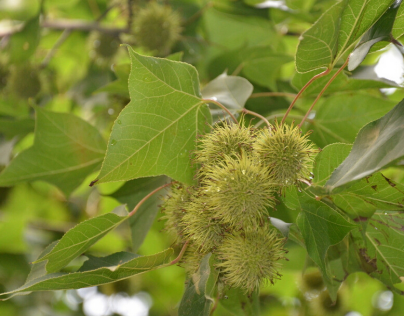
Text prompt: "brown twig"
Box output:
[[242, 108, 271, 129], [169, 240, 190, 265], [128, 182, 172, 217], [298, 57, 350, 127], [41, 20, 129, 35], [202, 99, 238, 124], [249, 92, 297, 99], [281, 68, 331, 125]]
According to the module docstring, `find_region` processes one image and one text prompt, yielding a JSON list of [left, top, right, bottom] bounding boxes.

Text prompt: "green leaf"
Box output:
[[219, 288, 260, 316], [201, 73, 253, 123], [97, 63, 130, 97], [178, 253, 218, 316], [0, 117, 35, 140], [348, 1, 403, 70], [325, 99, 404, 192], [296, 0, 394, 73], [0, 108, 106, 196], [308, 94, 395, 148], [241, 46, 293, 91], [296, 198, 356, 283], [362, 211, 404, 290], [9, 15, 40, 63], [35, 205, 128, 273], [108, 176, 170, 252], [0, 248, 173, 299], [94, 47, 211, 186]]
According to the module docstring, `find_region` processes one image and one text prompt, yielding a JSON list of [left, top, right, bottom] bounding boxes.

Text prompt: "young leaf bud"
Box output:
[[216, 226, 286, 293], [254, 122, 317, 186], [201, 154, 276, 231], [132, 2, 182, 55]]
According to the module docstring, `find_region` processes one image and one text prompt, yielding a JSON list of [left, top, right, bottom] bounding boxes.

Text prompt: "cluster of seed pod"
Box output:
[[161, 120, 317, 293]]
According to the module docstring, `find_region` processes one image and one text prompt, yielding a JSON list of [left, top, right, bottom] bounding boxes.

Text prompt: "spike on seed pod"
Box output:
[[254, 122, 318, 187], [216, 226, 286, 293], [200, 154, 276, 231], [131, 1, 182, 55]]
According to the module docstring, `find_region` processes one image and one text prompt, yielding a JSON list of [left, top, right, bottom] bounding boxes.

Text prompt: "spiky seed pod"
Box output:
[[301, 269, 324, 292], [132, 1, 182, 55], [8, 63, 41, 99], [254, 122, 317, 186], [201, 154, 276, 231], [181, 194, 225, 252], [160, 184, 193, 241], [310, 290, 344, 316], [194, 121, 256, 168], [179, 243, 205, 276], [216, 226, 286, 293]]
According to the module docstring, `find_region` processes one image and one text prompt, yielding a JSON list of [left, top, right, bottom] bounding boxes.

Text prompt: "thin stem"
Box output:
[[255, 113, 305, 128], [242, 108, 271, 129], [281, 68, 331, 125], [231, 62, 244, 76], [40, 29, 72, 69], [209, 292, 219, 316], [169, 240, 190, 265], [128, 182, 173, 217], [202, 99, 238, 124], [249, 92, 297, 99], [299, 57, 350, 127]]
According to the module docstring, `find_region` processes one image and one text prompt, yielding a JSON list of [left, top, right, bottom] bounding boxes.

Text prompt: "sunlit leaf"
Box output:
[[35, 205, 128, 273], [93, 47, 211, 186], [0, 108, 106, 196]]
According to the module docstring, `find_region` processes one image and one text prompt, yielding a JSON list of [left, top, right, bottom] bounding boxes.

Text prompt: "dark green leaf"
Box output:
[[9, 15, 40, 62], [348, 0, 403, 70], [308, 94, 395, 148], [201, 73, 253, 123], [0, 248, 173, 299], [94, 47, 211, 186], [0, 108, 106, 196], [178, 253, 218, 316], [0, 117, 35, 140], [35, 205, 128, 273], [108, 176, 170, 252], [296, 0, 394, 73], [326, 99, 404, 192]]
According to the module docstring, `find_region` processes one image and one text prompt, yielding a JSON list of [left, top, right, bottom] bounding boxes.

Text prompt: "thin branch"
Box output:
[[249, 92, 297, 99], [129, 182, 173, 217], [40, 29, 72, 69], [169, 240, 190, 265], [41, 20, 129, 35], [242, 108, 271, 129], [202, 99, 238, 124], [281, 68, 331, 125], [298, 57, 350, 127]]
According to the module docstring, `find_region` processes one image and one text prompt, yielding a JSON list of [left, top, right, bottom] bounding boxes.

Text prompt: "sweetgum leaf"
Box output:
[[178, 253, 218, 316], [0, 248, 173, 300], [35, 205, 128, 273], [94, 47, 211, 186], [326, 99, 404, 192], [296, 0, 394, 73], [0, 108, 106, 196]]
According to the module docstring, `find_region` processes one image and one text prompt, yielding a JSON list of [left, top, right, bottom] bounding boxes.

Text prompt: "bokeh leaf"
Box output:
[[219, 288, 260, 316], [296, 0, 394, 73], [326, 99, 404, 192], [0, 108, 106, 196], [94, 47, 211, 186], [36, 205, 128, 273], [0, 248, 173, 299], [178, 253, 218, 316]]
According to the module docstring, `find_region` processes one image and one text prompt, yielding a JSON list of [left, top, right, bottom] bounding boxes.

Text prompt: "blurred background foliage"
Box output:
[[0, 0, 404, 315]]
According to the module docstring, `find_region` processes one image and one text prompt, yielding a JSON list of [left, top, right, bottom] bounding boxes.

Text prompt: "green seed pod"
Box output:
[[254, 122, 317, 186], [216, 226, 286, 293], [181, 193, 225, 252], [132, 1, 182, 55], [91, 32, 120, 59], [195, 121, 256, 168], [8, 63, 41, 99], [160, 184, 193, 241], [201, 154, 276, 231]]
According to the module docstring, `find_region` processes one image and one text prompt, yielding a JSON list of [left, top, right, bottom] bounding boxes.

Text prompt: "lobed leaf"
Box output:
[[35, 205, 128, 273], [94, 47, 211, 186], [0, 108, 106, 196]]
